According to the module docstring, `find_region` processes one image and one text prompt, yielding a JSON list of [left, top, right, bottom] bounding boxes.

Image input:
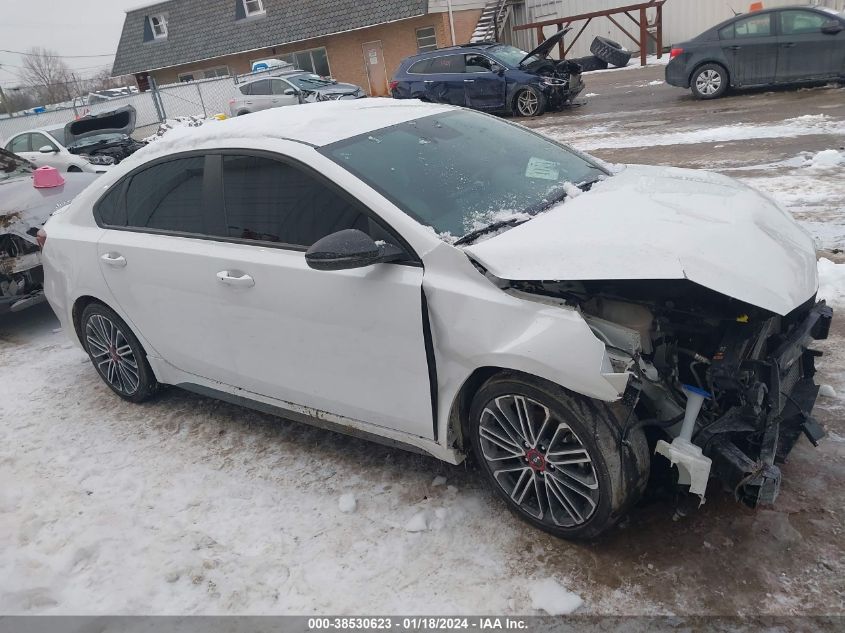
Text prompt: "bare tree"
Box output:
[[17, 47, 72, 105]]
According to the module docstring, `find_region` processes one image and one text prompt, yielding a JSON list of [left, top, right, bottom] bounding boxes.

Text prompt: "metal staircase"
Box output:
[[470, 0, 521, 43]]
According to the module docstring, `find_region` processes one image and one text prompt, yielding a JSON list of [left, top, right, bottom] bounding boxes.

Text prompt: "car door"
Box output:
[[424, 54, 468, 105], [270, 78, 301, 108], [719, 12, 778, 86], [199, 150, 434, 438], [95, 154, 234, 383], [27, 131, 69, 170], [776, 9, 844, 82], [463, 54, 507, 110], [245, 79, 272, 112]]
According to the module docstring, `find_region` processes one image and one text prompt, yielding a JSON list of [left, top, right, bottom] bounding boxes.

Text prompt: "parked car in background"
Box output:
[[43, 101, 830, 539], [666, 5, 845, 99], [390, 29, 584, 117], [3, 106, 145, 172], [1, 148, 98, 314], [229, 71, 366, 116]]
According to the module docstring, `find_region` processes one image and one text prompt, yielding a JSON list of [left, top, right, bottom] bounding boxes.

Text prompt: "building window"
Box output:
[[277, 47, 331, 77], [149, 14, 168, 39], [416, 27, 437, 53], [243, 0, 265, 16], [203, 66, 230, 79]]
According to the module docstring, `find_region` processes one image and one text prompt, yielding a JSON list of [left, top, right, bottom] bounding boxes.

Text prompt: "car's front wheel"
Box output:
[[514, 87, 546, 117], [469, 373, 649, 539], [690, 63, 728, 99], [81, 302, 158, 403]]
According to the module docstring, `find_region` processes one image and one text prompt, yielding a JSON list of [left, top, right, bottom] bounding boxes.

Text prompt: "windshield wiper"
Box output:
[[454, 216, 530, 246]]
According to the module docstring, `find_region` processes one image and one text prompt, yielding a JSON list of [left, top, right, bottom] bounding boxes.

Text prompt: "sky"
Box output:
[[0, 0, 143, 89]]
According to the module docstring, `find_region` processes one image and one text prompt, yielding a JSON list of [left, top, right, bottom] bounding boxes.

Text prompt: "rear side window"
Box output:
[[726, 13, 772, 38], [100, 156, 206, 232], [220, 154, 368, 247], [247, 79, 271, 95], [427, 55, 465, 73], [408, 58, 432, 74], [239, 83, 252, 95], [7, 135, 30, 153]]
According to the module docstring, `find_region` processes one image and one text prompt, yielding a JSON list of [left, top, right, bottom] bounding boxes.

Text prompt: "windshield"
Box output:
[[321, 110, 605, 239], [0, 148, 34, 181], [289, 74, 333, 89], [488, 45, 537, 67]]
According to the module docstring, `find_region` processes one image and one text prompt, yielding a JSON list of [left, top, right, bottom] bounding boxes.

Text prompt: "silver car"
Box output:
[[229, 72, 366, 117]]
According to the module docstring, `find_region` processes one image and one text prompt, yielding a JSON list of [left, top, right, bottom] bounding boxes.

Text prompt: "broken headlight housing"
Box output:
[[82, 154, 116, 166]]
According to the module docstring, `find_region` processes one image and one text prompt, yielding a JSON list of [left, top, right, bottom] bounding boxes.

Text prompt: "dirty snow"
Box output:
[[528, 579, 583, 615], [818, 258, 845, 308], [338, 493, 357, 514]]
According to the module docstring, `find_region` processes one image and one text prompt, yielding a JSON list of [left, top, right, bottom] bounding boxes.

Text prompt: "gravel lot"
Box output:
[[2, 63, 844, 616]]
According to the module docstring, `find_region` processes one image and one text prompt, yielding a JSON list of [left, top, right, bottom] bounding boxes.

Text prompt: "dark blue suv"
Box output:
[[390, 30, 584, 117]]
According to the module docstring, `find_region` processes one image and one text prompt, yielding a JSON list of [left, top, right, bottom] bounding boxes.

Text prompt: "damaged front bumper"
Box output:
[[698, 300, 832, 507]]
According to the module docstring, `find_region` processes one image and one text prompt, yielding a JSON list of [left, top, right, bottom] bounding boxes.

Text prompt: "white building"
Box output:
[[506, 0, 845, 59]]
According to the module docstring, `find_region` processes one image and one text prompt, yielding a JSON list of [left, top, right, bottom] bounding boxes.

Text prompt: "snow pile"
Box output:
[[141, 116, 219, 143], [528, 578, 583, 615], [809, 149, 844, 169], [338, 493, 357, 514], [819, 384, 837, 399], [817, 258, 845, 308], [404, 511, 430, 533]]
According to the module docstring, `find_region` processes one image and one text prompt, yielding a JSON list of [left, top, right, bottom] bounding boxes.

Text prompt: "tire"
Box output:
[[236, 110, 250, 116], [590, 36, 632, 68], [469, 373, 650, 539], [513, 87, 547, 117], [690, 63, 728, 100], [80, 302, 158, 403], [67, 165, 83, 173], [568, 55, 609, 73]]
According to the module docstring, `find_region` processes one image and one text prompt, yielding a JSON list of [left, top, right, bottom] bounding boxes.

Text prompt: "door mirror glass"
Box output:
[[283, 88, 297, 96], [491, 62, 505, 75], [305, 229, 404, 271], [821, 20, 844, 35], [39, 145, 57, 153]]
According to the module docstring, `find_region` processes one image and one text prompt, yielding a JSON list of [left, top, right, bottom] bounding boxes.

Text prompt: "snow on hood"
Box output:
[[64, 105, 136, 145], [464, 165, 818, 316]]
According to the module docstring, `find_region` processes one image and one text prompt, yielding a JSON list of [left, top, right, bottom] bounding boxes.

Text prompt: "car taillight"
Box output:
[[670, 47, 684, 59], [36, 228, 47, 250], [389, 80, 399, 92]]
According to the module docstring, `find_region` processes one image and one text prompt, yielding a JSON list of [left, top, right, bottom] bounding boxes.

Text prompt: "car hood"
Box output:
[[64, 105, 136, 145], [314, 82, 364, 96], [464, 165, 818, 316], [1, 172, 99, 239], [520, 27, 572, 65]]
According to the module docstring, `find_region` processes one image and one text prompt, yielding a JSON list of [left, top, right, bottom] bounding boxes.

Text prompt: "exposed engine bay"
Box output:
[[64, 105, 145, 166], [507, 278, 832, 508]]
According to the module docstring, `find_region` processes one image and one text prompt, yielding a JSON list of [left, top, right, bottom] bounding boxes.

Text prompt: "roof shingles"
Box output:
[[113, 0, 428, 76]]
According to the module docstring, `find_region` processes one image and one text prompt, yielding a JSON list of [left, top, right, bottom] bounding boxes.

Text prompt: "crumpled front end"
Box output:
[[0, 228, 45, 314]]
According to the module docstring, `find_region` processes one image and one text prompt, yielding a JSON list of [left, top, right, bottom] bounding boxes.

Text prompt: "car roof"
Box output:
[[133, 99, 456, 159], [409, 42, 500, 59]]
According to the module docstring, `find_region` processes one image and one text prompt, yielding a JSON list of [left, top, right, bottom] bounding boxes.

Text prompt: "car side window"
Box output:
[[428, 55, 466, 73], [249, 79, 271, 95], [730, 13, 772, 38], [30, 133, 57, 152], [239, 83, 252, 95], [220, 154, 369, 247], [408, 58, 432, 74], [7, 134, 30, 153], [465, 54, 493, 73], [271, 79, 290, 95], [117, 156, 206, 233], [779, 10, 827, 35]]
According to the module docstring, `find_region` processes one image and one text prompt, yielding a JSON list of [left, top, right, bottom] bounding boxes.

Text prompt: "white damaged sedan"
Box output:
[[41, 100, 832, 539]]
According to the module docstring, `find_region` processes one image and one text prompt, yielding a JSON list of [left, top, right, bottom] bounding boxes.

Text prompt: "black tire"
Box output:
[[236, 110, 250, 116], [80, 302, 158, 403], [67, 165, 83, 173], [590, 36, 632, 68], [469, 373, 649, 540], [690, 63, 728, 100], [513, 86, 547, 117], [568, 55, 609, 73]]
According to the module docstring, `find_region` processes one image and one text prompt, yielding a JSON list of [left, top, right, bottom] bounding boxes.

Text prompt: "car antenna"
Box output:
[[726, 2, 740, 16]]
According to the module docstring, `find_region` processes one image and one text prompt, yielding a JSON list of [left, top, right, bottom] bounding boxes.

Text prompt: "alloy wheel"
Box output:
[[478, 394, 600, 527], [517, 90, 539, 116], [85, 314, 140, 395], [695, 69, 722, 96]]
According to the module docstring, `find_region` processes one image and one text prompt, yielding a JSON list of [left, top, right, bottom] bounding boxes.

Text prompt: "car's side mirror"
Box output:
[[822, 20, 844, 34], [491, 63, 505, 75], [39, 145, 57, 153], [283, 88, 297, 96], [305, 229, 405, 271]]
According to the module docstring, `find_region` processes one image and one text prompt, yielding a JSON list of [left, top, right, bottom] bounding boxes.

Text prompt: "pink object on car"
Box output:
[[33, 165, 65, 188]]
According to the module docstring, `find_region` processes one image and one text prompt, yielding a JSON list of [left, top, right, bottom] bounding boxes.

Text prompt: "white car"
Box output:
[[42, 100, 831, 539], [4, 126, 105, 173]]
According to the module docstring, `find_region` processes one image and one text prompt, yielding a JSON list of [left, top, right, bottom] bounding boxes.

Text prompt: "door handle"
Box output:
[[216, 270, 255, 287], [423, 80, 434, 84], [729, 45, 742, 50], [781, 42, 796, 48], [100, 252, 127, 268], [464, 79, 475, 83]]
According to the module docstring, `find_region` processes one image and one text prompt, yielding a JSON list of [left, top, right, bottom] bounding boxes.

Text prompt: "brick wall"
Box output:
[[151, 10, 482, 94]]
